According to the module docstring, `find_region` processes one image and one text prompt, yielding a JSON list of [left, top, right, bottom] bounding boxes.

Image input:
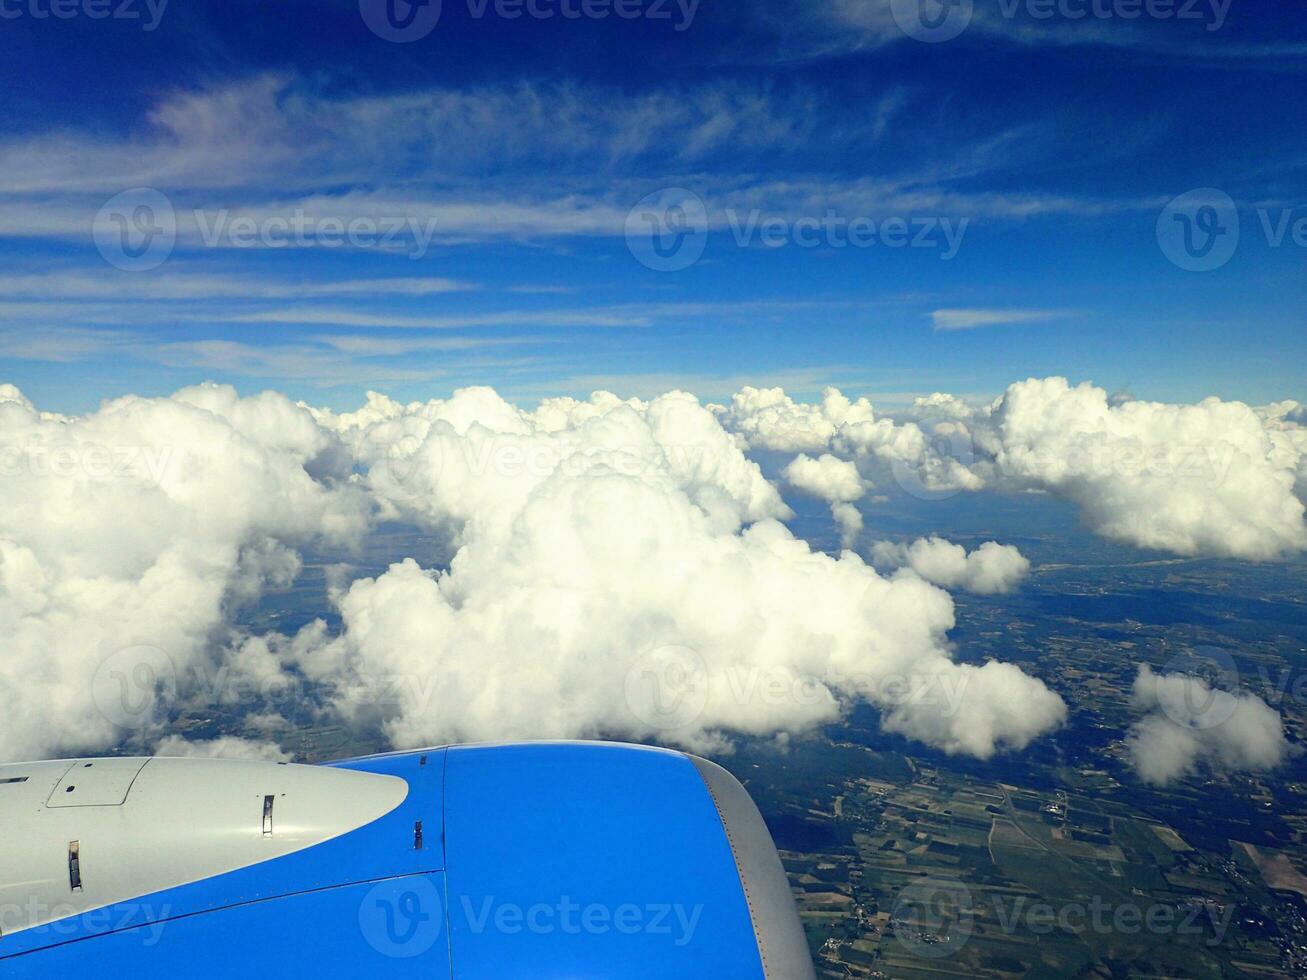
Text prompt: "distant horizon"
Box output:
[[6, 370, 1301, 421]]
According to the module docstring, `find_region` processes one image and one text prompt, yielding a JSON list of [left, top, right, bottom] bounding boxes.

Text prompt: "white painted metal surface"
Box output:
[[45, 758, 148, 808], [0, 757, 408, 936]]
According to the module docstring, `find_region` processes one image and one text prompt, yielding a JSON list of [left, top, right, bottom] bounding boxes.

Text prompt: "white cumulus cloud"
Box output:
[[870, 537, 1031, 595], [717, 385, 981, 499], [153, 735, 291, 762], [975, 378, 1307, 559], [717, 377, 1307, 560], [712, 386, 874, 453], [289, 386, 1065, 759], [0, 383, 368, 763], [783, 452, 865, 503], [5, 374, 1301, 772], [1127, 665, 1294, 786], [782, 452, 867, 548]]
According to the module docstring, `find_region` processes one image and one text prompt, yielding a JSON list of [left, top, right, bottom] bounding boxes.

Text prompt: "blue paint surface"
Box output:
[[443, 742, 762, 979], [1, 873, 453, 978]]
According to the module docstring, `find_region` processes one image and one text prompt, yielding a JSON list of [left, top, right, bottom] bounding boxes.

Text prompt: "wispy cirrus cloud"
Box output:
[[222, 307, 657, 330], [0, 73, 1144, 259], [931, 308, 1075, 332], [0, 271, 475, 300], [0, 326, 553, 386], [0, 75, 869, 195], [220, 298, 866, 331], [751, 0, 1305, 66]]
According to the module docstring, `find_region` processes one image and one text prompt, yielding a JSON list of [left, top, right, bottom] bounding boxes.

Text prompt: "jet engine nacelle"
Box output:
[[0, 741, 815, 979]]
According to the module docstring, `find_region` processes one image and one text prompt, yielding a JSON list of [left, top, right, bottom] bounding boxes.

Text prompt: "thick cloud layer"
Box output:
[[719, 378, 1307, 559], [870, 538, 1031, 595], [0, 381, 1071, 763], [0, 384, 368, 761], [13, 375, 1298, 766], [296, 387, 1065, 758], [1127, 665, 1293, 785], [976, 379, 1307, 559]]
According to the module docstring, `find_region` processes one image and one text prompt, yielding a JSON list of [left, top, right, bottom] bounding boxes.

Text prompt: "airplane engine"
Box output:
[[0, 741, 815, 979]]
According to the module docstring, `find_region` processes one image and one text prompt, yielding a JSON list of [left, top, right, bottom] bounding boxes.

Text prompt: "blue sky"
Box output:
[[0, 0, 1304, 414]]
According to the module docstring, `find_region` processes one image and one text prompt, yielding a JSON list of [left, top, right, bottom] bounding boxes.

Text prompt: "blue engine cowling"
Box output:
[[0, 741, 815, 978]]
